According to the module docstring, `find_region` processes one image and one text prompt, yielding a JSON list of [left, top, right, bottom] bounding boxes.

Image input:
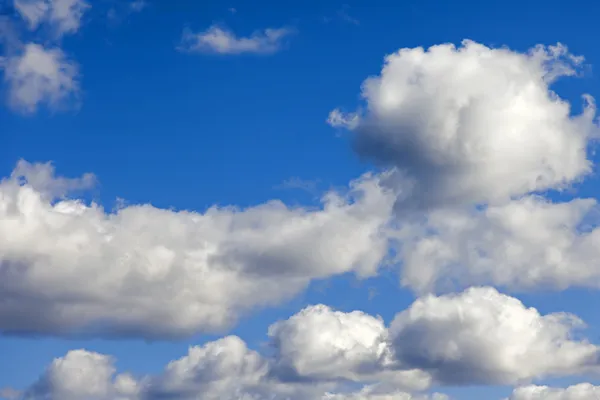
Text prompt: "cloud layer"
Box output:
[[0, 160, 395, 338], [11, 287, 600, 399], [15, 339, 445, 400]]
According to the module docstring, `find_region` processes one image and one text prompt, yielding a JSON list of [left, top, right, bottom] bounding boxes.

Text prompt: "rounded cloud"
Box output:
[[329, 40, 599, 209], [268, 304, 390, 381], [389, 287, 600, 385], [20, 349, 138, 400]]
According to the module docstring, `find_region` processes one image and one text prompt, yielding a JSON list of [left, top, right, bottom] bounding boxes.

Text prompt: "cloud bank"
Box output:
[[12, 287, 600, 399], [0, 160, 395, 338]]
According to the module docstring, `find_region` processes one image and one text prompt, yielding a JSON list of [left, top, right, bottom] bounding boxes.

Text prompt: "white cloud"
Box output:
[[180, 25, 294, 55], [13, 0, 90, 37], [15, 289, 600, 399], [16, 337, 437, 400], [12, 0, 48, 30], [328, 108, 359, 130], [397, 195, 600, 293], [323, 387, 449, 400], [389, 287, 600, 385], [329, 40, 599, 209], [21, 349, 138, 400], [508, 384, 600, 400], [268, 304, 389, 381], [2, 1, 87, 113], [268, 304, 431, 391], [10, 159, 95, 199], [144, 336, 277, 400], [3, 43, 80, 113], [0, 160, 395, 339]]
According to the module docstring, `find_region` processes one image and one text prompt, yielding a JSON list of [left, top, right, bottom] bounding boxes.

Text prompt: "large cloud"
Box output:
[[397, 195, 600, 293], [0, 160, 395, 338], [328, 40, 599, 209], [508, 384, 600, 400], [262, 288, 600, 387], [388, 287, 600, 385]]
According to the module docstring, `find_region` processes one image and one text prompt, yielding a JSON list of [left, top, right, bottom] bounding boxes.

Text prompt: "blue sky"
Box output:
[[2, 1, 600, 399]]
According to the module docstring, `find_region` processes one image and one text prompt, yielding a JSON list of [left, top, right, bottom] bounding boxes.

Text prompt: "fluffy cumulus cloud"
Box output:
[[142, 336, 279, 400], [398, 195, 600, 293], [388, 287, 600, 385], [12, 313, 445, 400], [268, 304, 389, 381], [13, 290, 600, 399], [20, 349, 138, 400], [0, 160, 395, 338], [2, 43, 79, 113], [13, 0, 89, 37], [5, 339, 397, 400], [179, 24, 294, 55], [329, 40, 599, 209], [268, 304, 431, 391], [508, 384, 600, 400]]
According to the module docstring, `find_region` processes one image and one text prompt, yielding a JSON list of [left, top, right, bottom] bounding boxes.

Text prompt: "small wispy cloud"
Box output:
[[1, 0, 87, 114], [14, 0, 90, 38], [322, 4, 360, 25], [129, 0, 147, 12], [275, 177, 321, 195], [4, 42, 80, 114], [107, 0, 147, 23], [337, 4, 359, 25], [179, 24, 295, 55]]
